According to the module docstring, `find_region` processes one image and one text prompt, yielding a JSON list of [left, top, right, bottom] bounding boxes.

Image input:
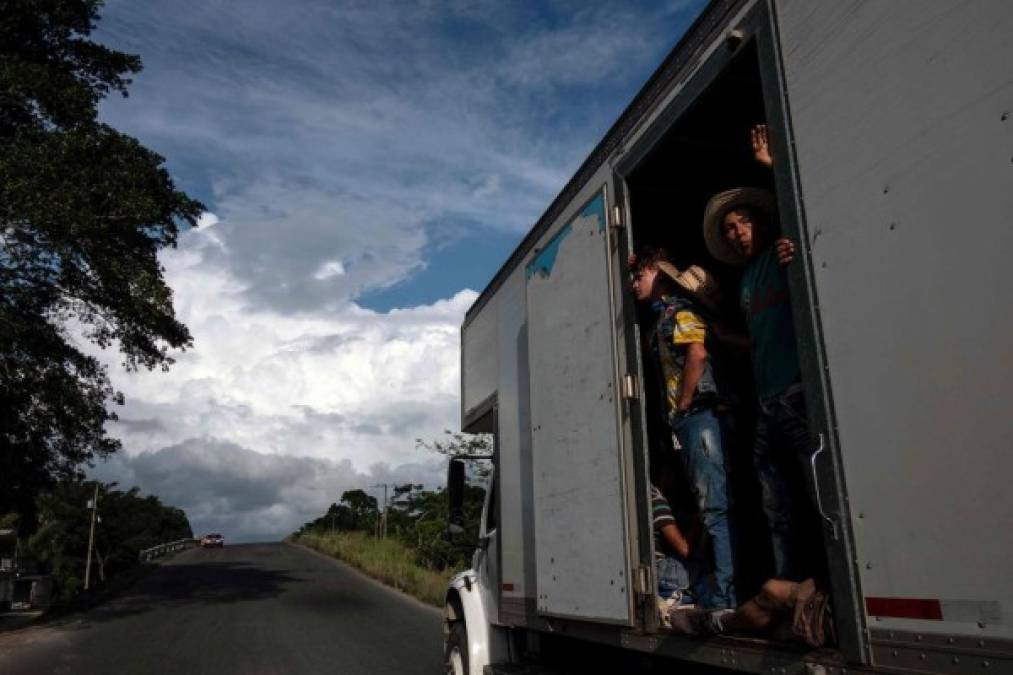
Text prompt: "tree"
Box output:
[[298, 482, 486, 573], [392, 483, 422, 503], [91, 486, 191, 580], [0, 0, 204, 523], [29, 480, 193, 601], [415, 430, 493, 479], [298, 432, 494, 571], [338, 489, 379, 531]]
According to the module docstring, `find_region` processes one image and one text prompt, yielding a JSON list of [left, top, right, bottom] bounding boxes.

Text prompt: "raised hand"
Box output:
[[751, 124, 773, 167], [775, 237, 796, 266]]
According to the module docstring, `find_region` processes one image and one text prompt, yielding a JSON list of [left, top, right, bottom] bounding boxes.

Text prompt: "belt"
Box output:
[[670, 399, 717, 423]]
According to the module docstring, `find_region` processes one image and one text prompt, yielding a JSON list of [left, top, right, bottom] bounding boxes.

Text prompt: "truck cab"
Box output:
[[443, 460, 506, 675]]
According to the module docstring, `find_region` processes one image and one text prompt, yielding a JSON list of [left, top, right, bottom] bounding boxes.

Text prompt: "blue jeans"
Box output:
[[657, 548, 707, 605], [753, 387, 819, 580], [656, 555, 692, 600], [670, 408, 737, 609]]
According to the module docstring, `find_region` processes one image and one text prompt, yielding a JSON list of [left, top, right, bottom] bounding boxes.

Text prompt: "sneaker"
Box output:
[[657, 596, 677, 629], [706, 608, 736, 635]]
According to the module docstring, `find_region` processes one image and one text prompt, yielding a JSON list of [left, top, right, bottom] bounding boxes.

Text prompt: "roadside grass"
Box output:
[[293, 531, 453, 607]]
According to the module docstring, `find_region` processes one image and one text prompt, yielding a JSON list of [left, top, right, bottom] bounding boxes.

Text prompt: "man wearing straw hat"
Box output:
[[631, 247, 737, 612], [702, 174, 820, 584]]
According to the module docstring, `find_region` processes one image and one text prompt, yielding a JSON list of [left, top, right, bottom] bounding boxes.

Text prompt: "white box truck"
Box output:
[[443, 1, 1013, 673]]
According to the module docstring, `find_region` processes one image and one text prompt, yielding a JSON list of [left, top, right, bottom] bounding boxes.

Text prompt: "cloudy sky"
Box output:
[[86, 0, 706, 541]]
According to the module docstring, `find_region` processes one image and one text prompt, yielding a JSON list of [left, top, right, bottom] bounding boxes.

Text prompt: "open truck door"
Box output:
[[524, 189, 639, 625]]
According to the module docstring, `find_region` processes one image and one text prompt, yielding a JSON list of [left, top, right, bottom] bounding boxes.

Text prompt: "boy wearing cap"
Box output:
[[702, 130, 818, 581], [631, 247, 737, 611]]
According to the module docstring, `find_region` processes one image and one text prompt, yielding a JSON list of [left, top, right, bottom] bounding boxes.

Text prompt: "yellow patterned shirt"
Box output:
[[650, 295, 716, 420]]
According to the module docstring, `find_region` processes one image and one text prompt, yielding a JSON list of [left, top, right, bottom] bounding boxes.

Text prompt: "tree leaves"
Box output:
[[300, 433, 493, 572], [1, 0, 203, 522], [26, 480, 193, 601], [0, 0, 140, 133]]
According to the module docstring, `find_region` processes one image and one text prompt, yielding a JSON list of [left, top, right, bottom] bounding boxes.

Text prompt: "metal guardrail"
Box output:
[[139, 538, 199, 562]]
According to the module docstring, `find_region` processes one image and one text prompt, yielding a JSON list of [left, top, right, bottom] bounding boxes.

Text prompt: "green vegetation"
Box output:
[[1, 0, 203, 524], [17, 481, 193, 603], [293, 431, 491, 606], [295, 531, 454, 607], [0, 0, 198, 612], [30, 481, 193, 602]]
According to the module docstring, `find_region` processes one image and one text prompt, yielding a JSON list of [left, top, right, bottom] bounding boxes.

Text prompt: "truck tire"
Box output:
[[445, 620, 468, 675]]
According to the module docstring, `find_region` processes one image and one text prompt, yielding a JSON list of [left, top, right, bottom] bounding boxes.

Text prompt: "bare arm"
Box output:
[[677, 342, 707, 411], [752, 125, 800, 268], [659, 522, 691, 559]]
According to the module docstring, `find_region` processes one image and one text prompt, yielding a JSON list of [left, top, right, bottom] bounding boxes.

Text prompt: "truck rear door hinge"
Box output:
[[621, 373, 639, 401], [611, 204, 624, 229], [633, 565, 651, 596]]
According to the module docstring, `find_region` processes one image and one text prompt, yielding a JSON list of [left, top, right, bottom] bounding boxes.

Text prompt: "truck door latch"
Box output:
[[621, 374, 639, 401]]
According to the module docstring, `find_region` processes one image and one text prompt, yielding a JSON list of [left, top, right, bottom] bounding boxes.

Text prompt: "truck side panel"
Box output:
[[462, 298, 498, 422], [777, 0, 1013, 641], [525, 190, 633, 624], [494, 266, 537, 619]]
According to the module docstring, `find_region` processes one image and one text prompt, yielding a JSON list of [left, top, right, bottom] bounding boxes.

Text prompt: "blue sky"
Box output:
[[88, 0, 707, 540]]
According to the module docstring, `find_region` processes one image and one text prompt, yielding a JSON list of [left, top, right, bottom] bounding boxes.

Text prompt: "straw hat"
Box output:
[[656, 261, 721, 312], [702, 187, 777, 266]]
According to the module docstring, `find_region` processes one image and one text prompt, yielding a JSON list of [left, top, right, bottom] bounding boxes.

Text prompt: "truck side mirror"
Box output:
[[446, 458, 466, 538]]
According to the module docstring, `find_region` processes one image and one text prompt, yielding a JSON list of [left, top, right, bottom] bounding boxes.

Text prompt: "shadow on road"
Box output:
[[1, 544, 444, 675], [48, 552, 306, 628]]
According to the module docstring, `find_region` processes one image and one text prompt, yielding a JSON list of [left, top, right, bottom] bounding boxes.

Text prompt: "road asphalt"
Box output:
[[0, 542, 445, 675]]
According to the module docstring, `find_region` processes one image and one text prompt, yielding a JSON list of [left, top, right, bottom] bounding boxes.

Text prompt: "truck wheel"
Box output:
[[445, 620, 468, 675]]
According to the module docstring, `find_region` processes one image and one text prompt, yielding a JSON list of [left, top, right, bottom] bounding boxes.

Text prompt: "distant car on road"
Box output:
[[201, 534, 224, 548]]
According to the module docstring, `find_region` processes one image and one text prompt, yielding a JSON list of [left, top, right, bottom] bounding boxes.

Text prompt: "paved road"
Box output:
[[0, 542, 445, 675]]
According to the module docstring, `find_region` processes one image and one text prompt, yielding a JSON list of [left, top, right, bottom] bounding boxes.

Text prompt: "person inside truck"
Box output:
[[631, 247, 737, 611], [700, 124, 823, 583], [651, 463, 704, 619], [669, 576, 835, 648]]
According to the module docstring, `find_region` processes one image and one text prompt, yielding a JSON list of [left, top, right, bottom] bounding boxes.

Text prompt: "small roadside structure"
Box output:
[[0, 528, 52, 611]]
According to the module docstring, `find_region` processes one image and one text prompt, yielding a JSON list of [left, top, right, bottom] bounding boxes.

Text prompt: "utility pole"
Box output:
[[371, 483, 391, 539], [84, 482, 99, 590]]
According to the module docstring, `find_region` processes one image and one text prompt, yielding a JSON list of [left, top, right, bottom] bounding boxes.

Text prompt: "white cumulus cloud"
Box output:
[[313, 260, 346, 281], [92, 437, 448, 542], [85, 0, 709, 542], [89, 234, 475, 539], [196, 211, 219, 228]]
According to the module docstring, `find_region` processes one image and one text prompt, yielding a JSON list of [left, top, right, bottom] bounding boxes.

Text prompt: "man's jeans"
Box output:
[[657, 547, 706, 605], [656, 554, 692, 600], [753, 386, 819, 581], [670, 408, 737, 609]]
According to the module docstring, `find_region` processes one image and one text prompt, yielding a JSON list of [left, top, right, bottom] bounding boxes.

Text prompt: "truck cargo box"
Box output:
[[454, 2, 1013, 673]]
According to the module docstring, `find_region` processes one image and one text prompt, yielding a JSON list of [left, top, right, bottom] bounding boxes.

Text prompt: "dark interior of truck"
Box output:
[[624, 40, 830, 639]]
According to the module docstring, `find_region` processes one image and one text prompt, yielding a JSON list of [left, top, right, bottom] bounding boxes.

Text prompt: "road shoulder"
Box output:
[[285, 540, 443, 616]]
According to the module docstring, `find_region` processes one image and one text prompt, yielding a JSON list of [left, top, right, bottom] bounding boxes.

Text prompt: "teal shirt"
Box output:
[[740, 247, 800, 399]]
